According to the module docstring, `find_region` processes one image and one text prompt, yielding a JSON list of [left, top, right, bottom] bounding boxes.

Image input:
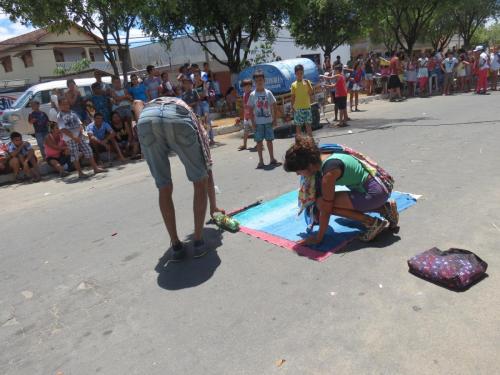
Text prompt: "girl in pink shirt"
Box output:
[[44, 123, 70, 177]]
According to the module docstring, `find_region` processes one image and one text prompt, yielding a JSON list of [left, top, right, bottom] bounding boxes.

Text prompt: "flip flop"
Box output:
[[256, 163, 265, 169], [269, 160, 282, 166]]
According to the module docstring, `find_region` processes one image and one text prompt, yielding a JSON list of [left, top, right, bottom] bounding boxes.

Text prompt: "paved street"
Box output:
[[1, 93, 499, 375]]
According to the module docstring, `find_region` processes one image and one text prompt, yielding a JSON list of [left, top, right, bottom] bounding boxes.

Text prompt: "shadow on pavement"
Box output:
[[155, 227, 223, 290], [337, 229, 401, 254]]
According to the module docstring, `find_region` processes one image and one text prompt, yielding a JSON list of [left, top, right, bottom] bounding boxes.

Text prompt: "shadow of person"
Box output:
[[337, 229, 401, 254], [154, 227, 223, 290]]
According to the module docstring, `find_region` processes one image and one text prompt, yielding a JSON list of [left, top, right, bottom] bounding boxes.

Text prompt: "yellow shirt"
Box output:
[[291, 80, 312, 110]]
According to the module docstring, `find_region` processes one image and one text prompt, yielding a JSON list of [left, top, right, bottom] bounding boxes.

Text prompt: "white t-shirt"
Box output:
[[443, 57, 458, 73], [479, 52, 490, 70], [490, 53, 500, 70], [248, 89, 276, 125], [57, 110, 82, 142]]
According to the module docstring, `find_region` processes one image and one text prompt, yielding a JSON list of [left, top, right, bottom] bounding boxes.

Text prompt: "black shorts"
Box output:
[[46, 155, 70, 166], [388, 75, 401, 89], [336, 96, 347, 110]]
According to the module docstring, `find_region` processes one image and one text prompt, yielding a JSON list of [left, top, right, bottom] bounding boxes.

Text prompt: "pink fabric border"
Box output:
[[239, 226, 354, 262]]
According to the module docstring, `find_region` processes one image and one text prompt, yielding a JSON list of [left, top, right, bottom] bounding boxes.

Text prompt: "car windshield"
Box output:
[[10, 90, 33, 109]]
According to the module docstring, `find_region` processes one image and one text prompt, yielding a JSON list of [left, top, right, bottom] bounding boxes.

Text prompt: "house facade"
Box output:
[[0, 24, 120, 85]]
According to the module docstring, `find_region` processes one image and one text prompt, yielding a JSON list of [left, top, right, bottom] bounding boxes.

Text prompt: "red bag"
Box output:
[[408, 247, 488, 291]]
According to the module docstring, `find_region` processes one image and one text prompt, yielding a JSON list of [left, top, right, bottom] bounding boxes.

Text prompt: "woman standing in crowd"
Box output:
[[65, 79, 88, 123], [364, 55, 374, 96], [128, 73, 148, 102], [406, 55, 417, 97]]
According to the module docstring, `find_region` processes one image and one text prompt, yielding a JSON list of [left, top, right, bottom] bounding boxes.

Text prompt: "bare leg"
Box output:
[[73, 158, 85, 176], [159, 184, 180, 244], [305, 124, 313, 137], [207, 170, 224, 216], [355, 92, 359, 110], [267, 140, 276, 163], [49, 159, 64, 175], [257, 141, 264, 165], [9, 157, 20, 179], [296, 125, 302, 138], [193, 177, 208, 242], [111, 139, 126, 161]]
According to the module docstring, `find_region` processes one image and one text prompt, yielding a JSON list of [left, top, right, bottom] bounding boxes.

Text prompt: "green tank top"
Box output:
[[322, 153, 369, 192]]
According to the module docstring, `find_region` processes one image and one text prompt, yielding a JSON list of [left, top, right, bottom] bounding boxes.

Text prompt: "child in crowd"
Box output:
[[161, 72, 175, 96], [456, 54, 469, 92], [323, 66, 349, 127], [44, 122, 70, 178], [248, 70, 280, 169], [57, 98, 105, 179], [380, 64, 390, 95], [349, 61, 364, 111], [28, 100, 49, 159], [91, 82, 112, 123], [364, 55, 374, 95], [291, 64, 314, 137], [417, 53, 429, 97], [181, 77, 200, 110], [406, 56, 417, 97], [238, 79, 254, 151], [128, 73, 148, 102], [110, 76, 133, 128], [144, 65, 162, 100], [7, 131, 41, 182], [111, 111, 140, 158], [87, 112, 126, 164], [0, 142, 10, 174], [194, 69, 214, 144], [441, 51, 458, 95]]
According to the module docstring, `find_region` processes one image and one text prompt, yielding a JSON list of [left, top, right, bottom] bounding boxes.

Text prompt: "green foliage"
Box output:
[[471, 22, 500, 46], [452, 0, 500, 48], [425, 3, 457, 51], [361, 0, 445, 54], [250, 41, 278, 65], [53, 58, 91, 75], [288, 0, 362, 58], [141, 0, 290, 73]]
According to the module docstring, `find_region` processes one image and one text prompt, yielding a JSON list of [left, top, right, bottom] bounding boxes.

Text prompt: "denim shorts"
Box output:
[[137, 103, 208, 188], [294, 108, 312, 126], [254, 123, 274, 142], [196, 100, 210, 116]]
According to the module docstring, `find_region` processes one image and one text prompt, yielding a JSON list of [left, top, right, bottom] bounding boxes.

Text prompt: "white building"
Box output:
[[130, 29, 350, 72]]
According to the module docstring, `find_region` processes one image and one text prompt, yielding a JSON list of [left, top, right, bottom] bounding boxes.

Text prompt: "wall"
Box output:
[[130, 29, 351, 73], [0, 26, 110, 84]]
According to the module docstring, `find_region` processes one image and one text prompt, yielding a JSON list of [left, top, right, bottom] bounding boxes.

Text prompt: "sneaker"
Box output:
[[381, 200, 399, 229], [169, 241, 187, 262], [359, 218, 388, 242], [193, 240, 209, 258]]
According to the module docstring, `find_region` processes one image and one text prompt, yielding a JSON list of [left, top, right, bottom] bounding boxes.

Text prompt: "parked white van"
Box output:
[[0, 77, 112, 135]]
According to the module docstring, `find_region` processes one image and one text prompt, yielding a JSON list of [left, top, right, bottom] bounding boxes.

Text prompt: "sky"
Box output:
[[0, 12, 153, 46]]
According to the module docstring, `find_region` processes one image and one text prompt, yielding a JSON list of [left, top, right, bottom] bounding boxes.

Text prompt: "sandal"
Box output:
[[359, 218, 388, 242], [269, 159, 282, 166], [238, 145, 246, 151], [256, 162, 265, 169]]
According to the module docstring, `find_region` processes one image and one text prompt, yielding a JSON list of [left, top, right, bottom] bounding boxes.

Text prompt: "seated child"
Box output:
[[8, 131, 41, 182], [44, 122, 70, 177]]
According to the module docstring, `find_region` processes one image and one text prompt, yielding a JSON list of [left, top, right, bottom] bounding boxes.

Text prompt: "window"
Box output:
[[26, 90, 52, 107], [1, 56, 13, 73], [53, 49, 64, 62], [20, 51, 33, 68]]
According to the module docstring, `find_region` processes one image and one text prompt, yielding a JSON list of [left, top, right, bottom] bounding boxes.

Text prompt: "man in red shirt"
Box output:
[[388, 51, 403, 102]]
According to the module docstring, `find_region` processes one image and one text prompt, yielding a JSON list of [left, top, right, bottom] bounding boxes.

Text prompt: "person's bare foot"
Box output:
[[94, 168, 106, 174]]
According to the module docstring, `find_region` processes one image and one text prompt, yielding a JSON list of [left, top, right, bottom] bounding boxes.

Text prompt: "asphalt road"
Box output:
[[1, 92, 499, 375]]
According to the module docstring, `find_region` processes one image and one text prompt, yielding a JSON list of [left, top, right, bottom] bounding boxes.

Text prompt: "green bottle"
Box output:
[[213, 213, 240, 232]]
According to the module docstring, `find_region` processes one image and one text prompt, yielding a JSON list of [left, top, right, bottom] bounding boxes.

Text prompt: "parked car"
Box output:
[[1, 77, 112, 135]]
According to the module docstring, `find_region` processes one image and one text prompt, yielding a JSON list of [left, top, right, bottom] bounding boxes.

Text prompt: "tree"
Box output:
[[288, 0, 362, 60], [363, 0, 443, 54], [53, 58, 91, 76], [425, 5, 457, 51], [141, 0, 290, 75], [0, 0, 142, 83], [369, 18, 399, 53], [452, 0, 500, 49]]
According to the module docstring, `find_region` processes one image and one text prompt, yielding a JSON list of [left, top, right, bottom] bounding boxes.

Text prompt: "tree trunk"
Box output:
[[118, 47, 132, 85]]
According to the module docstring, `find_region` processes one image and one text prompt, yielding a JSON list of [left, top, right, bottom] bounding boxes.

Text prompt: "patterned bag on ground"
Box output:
[[408, 247, 488, 290]]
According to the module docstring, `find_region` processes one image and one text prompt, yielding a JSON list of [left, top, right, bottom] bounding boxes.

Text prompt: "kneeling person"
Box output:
[[284, 137, 399, 244]]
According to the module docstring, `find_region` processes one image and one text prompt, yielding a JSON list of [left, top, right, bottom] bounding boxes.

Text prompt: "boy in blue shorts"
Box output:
[[248, 70, 280, 169], [291, 64, 314, 137]]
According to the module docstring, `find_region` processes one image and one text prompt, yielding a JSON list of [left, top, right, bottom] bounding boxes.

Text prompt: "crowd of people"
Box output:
[[319, 45, 500, 117], [0, 62, 236, 182]]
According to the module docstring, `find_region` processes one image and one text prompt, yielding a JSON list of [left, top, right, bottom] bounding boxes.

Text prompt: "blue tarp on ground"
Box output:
[[234, 189, 418, 253], [236, 58, 319, 96]]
